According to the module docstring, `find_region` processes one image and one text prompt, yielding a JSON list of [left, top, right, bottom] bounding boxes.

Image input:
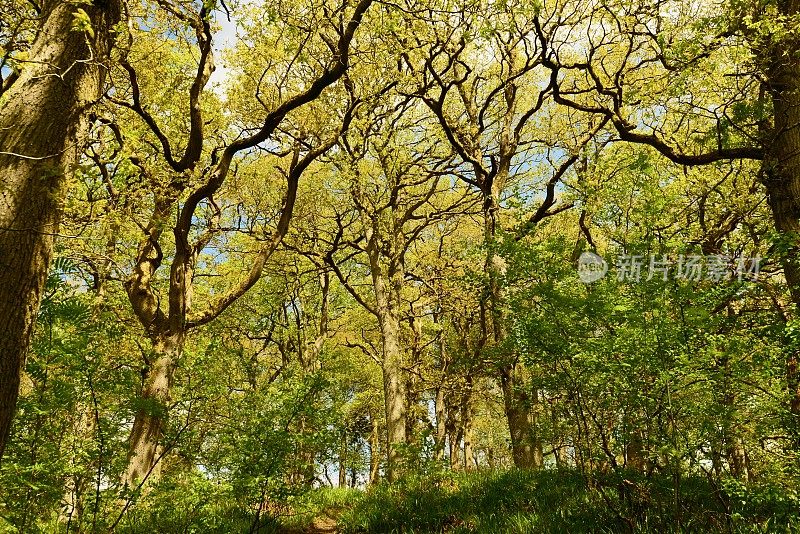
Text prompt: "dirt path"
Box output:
[[281, 514, 338, 533], [306, 515, 337, 533]]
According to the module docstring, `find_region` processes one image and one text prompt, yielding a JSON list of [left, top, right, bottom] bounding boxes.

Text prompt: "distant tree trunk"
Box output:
[[296, 416, 316, 485], [434, 385, 447, 460], [338, 431, 347, 488], [727, 436, 751, 482], [462, 418, 476, 470], [447, 396, 462, 471], [482, 196, 544, 470], [462, 376, 477, 470], [59, 403, 95, 528], [295, 271, 329, 485], [716, 349, 751, 480], [711, 446, 724, 479], [433, 318, 449, 461], [449, 429, 461, 470], [122, 332, 183, 489], [554, 444, 569, 469], [369, 414, 380, 485], [626, 430, 646, 471], [404, 373, 419, 444], [0, 0, 121, 461], [405, 312, 424, 445]]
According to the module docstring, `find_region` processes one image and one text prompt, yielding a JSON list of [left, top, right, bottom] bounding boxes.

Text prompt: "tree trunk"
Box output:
[[59, 401, 97, 528], [627, 430, 646, 471], [765, 104, 800, 421], [404, 373, 419, 446], [434, 385, 447, 460], [449, 428, 462, 470], [462, 376, 477, 470], [371, 260, 407, 481], [554, 443, 569, 469], [462, 412, 476, 470], [727, 437, 751, 482], [369, 414, 380, 485], [501, 364, 543, 469], [380, 310, 406, 481], [338, 431, 347, 488], [763, 0, 800, 437], [0, 0, 120, 460], [122, 333, 183, 489], [483, 200, 543, 469]]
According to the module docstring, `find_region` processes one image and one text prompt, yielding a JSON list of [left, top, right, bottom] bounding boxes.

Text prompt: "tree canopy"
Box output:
[[1, 0, 800, 531]]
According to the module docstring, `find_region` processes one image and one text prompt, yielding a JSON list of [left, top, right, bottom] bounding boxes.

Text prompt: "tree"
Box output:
[[398, 0, 605, 467], [0, 0, 122, 460], [532, 0, 800, 430], [94, 0, 372, 488], [304, 93, 472, 480]]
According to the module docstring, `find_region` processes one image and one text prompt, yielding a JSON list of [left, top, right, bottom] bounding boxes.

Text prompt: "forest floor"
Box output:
[[102, 468, 800, 532], [276, 468, 800, 533]]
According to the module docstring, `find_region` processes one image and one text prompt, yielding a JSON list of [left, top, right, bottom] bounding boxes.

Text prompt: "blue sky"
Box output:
[[209, 7, 240, 92]]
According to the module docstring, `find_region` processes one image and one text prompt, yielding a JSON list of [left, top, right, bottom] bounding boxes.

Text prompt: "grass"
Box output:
[[44, 468, 797, 533], [329, 469, 800, 533]]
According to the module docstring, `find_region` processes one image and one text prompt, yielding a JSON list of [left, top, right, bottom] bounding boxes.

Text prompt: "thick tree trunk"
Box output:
[[369, 255, 407, 481], [483, 200, 543, 469], [764, 47, 800, 429], [500, 364, 543, 469], [380, 309, 407, 481], [0, 0, 120, 460], [122, 333, 183, 489]]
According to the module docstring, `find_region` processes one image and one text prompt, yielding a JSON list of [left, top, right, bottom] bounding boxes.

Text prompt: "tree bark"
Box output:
[[764, 26, 800, 429], [0, 0, 121, 460], [379, 307, 407, 481], [501, 364, 543, 469], [449, 427, 462, 470], [367, 231, 407, 481], [369, 413, 380, 485], [626, 430, 646, 471], [433, 317, 448, 461], [461, 376, 477, 470], [122, 333, 183, 489], [338, 430, 347, 488], [434, 385, 447, 461], [483, 194, 544, 469]]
